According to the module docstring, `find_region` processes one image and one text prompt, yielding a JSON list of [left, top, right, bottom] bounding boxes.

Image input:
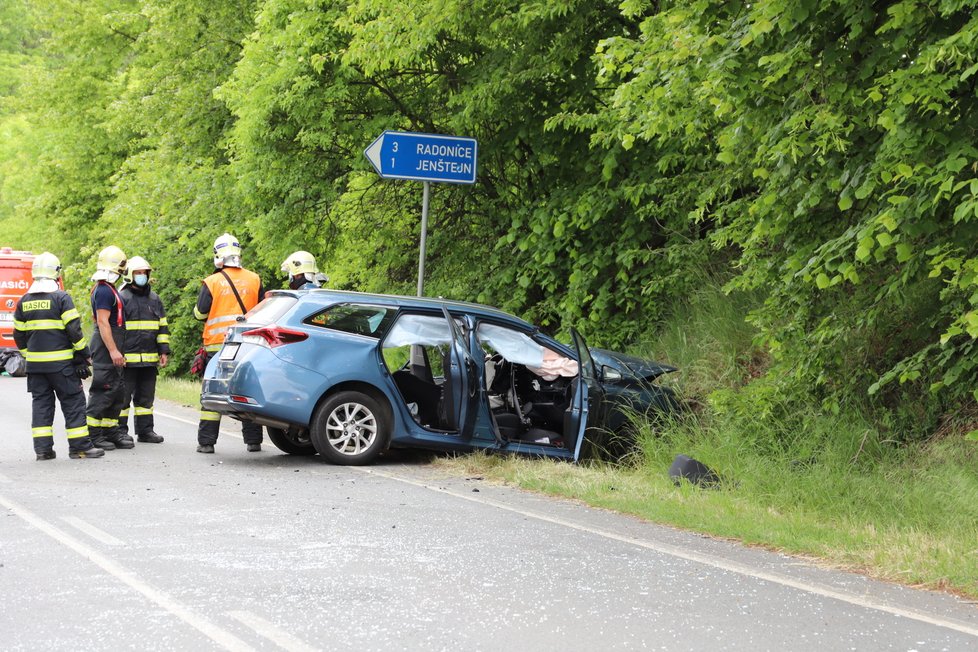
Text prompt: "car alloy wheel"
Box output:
[[266, 427, 316, 456], [326, 402, 377, 454], [310, 390, 389, 465]]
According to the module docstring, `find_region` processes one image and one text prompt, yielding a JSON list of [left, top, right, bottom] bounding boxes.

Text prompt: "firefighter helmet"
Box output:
[[124, 255, 152, 284], [31, 252, 62, 280], [213, 233, 242, 268], [281, 251, 318, 276], [91, 245, 127, 282]]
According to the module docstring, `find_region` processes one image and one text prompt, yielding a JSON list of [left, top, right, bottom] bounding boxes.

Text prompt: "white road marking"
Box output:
[[226, 611, 319, 652], [353, 466, 978, 639], [156, 409, 240, 439], [152, 404, 978, 636], [0, 493, 256, 651], [61, 515, 126, 546]]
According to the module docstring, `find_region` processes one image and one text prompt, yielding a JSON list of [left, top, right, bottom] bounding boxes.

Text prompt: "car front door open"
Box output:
[[567, 328, 605, 461], [443, 307, 477, 438]]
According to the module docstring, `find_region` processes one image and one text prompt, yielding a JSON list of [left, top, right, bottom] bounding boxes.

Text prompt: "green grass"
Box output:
[[156, 376, 202, 408], [438, 427, 978, 597], [438, 280, 978, 598]]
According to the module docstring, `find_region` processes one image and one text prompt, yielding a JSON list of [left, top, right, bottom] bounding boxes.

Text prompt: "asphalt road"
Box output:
[[1, 375, 977, 651]]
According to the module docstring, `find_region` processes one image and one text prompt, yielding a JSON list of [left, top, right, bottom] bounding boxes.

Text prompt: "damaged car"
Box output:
[[201, 290, 677, 465]]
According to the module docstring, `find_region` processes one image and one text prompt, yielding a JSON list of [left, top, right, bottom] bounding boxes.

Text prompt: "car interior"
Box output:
[[382, 315, 580, 448]]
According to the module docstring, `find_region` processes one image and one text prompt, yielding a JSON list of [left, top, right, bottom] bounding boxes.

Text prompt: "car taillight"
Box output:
[[240, 326, 308, 348]]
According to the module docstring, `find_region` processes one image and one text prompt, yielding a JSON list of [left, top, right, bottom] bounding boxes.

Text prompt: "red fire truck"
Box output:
[[0, 248, 34, 373]]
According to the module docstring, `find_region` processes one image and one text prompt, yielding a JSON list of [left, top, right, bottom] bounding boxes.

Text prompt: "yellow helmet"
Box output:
[[92, 245, 127, 282], [124, 255, 151, 284], [31, 252, 62, 280], [213, 233, 241, 268], [281, 251, 318, 276]]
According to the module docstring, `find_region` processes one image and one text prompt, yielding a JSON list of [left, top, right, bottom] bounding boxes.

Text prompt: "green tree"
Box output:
[[567, 0, 978, 434]]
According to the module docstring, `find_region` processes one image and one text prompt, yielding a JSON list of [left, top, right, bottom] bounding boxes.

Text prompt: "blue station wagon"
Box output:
[[201, 290, 677, 464]]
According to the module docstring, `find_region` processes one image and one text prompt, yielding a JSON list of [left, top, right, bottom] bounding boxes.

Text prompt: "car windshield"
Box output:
[[245, 296, 297, 325], [476, 323, 544, 367]]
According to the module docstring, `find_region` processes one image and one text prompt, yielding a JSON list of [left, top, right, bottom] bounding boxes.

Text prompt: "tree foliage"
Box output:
[[2, 0, 978, 438]]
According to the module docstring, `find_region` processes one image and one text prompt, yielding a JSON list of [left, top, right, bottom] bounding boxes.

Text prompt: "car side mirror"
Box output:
[[602, 365, 623, 383]]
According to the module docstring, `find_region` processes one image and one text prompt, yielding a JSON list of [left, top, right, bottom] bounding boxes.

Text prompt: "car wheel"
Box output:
[[266, 427, 317, 456], [310, 391, 389, 465]]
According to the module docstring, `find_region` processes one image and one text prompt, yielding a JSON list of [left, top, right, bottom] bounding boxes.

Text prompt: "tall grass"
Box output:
[[629, 279, 762, 398], [625, 405, 978, 592]]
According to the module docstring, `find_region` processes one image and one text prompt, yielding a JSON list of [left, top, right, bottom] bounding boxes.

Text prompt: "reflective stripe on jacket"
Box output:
[[120, 285, 170, 367], [13, 290, 89, 373], [198, 268, 262, 350]]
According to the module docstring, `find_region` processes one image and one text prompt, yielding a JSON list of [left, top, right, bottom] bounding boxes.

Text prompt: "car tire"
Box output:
[[266, 427, 317, 456], [310, 391, 389, 465]]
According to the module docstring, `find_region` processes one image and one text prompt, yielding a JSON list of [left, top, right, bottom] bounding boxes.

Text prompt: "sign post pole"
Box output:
[[418, 181, 430, 297], [364, 130, 478, 296]]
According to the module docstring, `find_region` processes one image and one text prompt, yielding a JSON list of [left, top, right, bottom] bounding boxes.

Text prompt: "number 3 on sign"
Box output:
[[390, 141, 398, 169]]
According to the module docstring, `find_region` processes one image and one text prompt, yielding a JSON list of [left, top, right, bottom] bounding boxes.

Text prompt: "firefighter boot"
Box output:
[[137, 432, 164, 444], [105, 427, 135, 450], [36, 450, 57, 461], [69, 447, 106, 459], [89, 427, 117, 451]]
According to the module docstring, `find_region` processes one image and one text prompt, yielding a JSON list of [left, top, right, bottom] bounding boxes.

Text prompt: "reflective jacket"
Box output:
[[194, 267, 263, 351], [120, 284, 170, 366], [13, 289, 89, 373]]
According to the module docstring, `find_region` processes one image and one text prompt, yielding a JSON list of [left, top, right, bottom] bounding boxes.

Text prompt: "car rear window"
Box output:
[[244, 296, 298, 325], [304, 303, 397, 338]]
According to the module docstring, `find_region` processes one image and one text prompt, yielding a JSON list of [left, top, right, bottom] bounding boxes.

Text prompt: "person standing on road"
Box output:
[[13, 252, 104, 460], [194, 233, 265, 454], [86, 245, 134, 451], [281, 250, 325, 290], [117, 256, 169, 444]]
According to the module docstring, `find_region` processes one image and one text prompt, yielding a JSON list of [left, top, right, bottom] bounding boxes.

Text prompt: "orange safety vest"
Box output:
[[202, 268, 262, 349]]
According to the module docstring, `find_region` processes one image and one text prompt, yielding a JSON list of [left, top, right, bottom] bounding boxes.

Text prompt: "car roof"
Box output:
[[271, 288, 538, 331]]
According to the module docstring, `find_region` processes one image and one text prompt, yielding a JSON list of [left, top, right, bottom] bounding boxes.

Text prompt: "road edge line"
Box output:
[[0, 493, 256, 651], [353, 466, 978, 639]]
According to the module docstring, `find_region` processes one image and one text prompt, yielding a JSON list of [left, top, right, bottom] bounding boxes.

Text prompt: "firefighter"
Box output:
[[13, 252, 104, 460], [281, 250, 324, 290], [86, 245, 134, 451], [194, 233, 265, 453], [117, 256, 169, 444]]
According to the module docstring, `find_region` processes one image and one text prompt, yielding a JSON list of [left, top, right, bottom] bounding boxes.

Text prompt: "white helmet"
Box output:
[[91, 245, 127, 282], [281, 251, 318, 276], [31, 252, 62, 280], [213, 233, 241, 268], [124, 255, 151, 284]]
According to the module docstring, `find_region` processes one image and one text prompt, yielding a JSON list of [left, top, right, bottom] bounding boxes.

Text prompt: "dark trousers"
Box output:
[[28, 369, 94, 454], [120, 366, 158, 436], [86, 365, 127, 433], [197, 352, 262, 446]]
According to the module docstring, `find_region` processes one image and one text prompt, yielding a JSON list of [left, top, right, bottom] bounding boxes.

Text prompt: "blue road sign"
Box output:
[[364, 131, 478, 184]]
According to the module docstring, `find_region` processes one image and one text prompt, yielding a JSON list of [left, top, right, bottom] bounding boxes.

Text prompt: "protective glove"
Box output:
[[75, 363, 92, 380]]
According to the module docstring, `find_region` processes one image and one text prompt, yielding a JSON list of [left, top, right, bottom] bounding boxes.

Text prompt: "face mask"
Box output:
[[134, 274, 149, 287], [107, 271, 120, 284]]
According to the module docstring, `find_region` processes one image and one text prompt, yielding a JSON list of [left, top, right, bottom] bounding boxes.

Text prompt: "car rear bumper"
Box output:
[[200, 391, 297, 430]]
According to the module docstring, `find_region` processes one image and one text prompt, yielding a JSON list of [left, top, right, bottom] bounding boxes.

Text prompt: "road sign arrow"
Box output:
[[364, 133, 384, 176]]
